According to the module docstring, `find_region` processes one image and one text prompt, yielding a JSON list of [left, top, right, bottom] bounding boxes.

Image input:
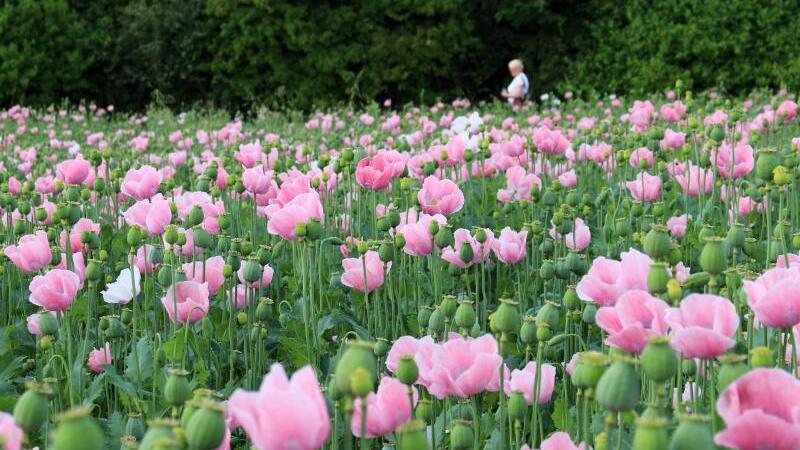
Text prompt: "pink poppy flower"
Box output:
[[160, 281, 210, 323], [341, 250, 389, 293], [60, 218, 101, 253], [666, 294, 738, 359], [0, 412, 23, 450], [351, 377, 417, 438], [596, 290, 669, 354], [56, 156, 91, 184], [427, 334, 503, 399], [504, 361, 556, 404], [537, 432, 589, 450], [26, 311, 57, 337], [673, 163, 714, 197], [242, 166, 275, 195], [550, 218, 591, 251], [626, 172, 661, 202], [4, 231, 52, 273], [743, 267, 800, 328], [228, 364, 330, 450], [183, 255, 226, 295], [29, 269, 81, 312], [123, 194, 172, 236], [266, 191, 324, 240], [121, 165, 163, 200], [386, 335, 438, 388], [715, 368, 800, 450], [629, 147, 654, 169], [493, 227, 528, 264], [660, 128, 686, 150], [666, 214, 688, 238], [532, 126, 570, 154], [497, 166, 540, 203], [355, 154, 394, 191], [441, 228, 493, 268], [715, 142, 754, 180], [418, 176, 464, 216], [576, 249, 652, 306], [87, 342, 112, 373]]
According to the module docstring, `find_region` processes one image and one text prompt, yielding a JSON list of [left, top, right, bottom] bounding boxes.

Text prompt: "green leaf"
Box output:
[[104, 366, 139, 401], [84, 373, 106, 407], [162, 332, 190, 364], [125, 336, 153, 383]]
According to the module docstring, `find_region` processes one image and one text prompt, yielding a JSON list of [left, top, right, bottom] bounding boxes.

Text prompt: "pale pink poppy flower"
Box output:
[[121, 165, 162, 200], [659, 128, 686, 150], [497, 166, 541, 203], [56, 156, 91, 184], [626, 172, 661, 202], [228, 364, 330, 450], [504, 361, 556, 404], [60, 218, 101, 253], [596, 289, 669, 354], [135, 244, 157, 274], [386, 335, 438, 388], [558, 169, 577, 187], [776, 100, 798, 123], [704, 110, 728, 126], [714, 141, 754, 180], [351, 377, 417, 438], [532, 126, 570, 154], [26, 311, 57, 337], [29, 269, 81, 312], [355, 154, 394, 191], [160, 281, 210, 323], [715, 368, 800, 450], [666, 294, 738, 359], [123, 195, 172, 236], [0, 412, 23, 450], [629, 100, 655, 131], [183, 256, 226, 295], [395, 210, 447, 257], [576, 249, 652, 306], [629, 147, 654, 168], [673, 163, 714, 197], [660, 101, 686, 122], [537, 432, 589, 450], [266, 191, 324, 241], [666, 214, 688, 238], [4, 231, 52, 273], [235, 141, 264, 168], [743, 267, 800, 328], [340, 250, 389, 293], [493, 227, 528, 264], [87, 342, 112, 373], [417, 176, 464, 216], [242, 166, 275, 195], [427, 334, 503, 399], [441, 228, 493, 268]]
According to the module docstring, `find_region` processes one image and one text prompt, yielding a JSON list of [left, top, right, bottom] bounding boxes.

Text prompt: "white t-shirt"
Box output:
[[507, 73, 529, 104]]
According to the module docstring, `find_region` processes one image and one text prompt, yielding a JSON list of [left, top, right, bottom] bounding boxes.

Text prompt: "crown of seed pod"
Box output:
[[640, 336, 678, 382], [334, 340, 377, 397], [595, 355, 640, 412], [13, 381, 53, 433], [632, 417, 668, 450], [164, 368, 192, 407], [52, 406, 105, 450], [185, 400, 227, 450]]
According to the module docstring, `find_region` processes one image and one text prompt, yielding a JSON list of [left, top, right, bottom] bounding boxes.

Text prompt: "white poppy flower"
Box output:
[[102, 266, 141, 304]]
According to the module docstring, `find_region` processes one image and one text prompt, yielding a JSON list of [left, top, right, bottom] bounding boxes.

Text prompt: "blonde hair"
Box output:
[[508, 59, 524, 72]]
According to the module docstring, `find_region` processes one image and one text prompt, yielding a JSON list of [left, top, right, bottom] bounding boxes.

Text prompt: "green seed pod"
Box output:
[[582, 303, 597, 324], [187, 206, 204, 228], [681, 271, 711, 288], [536, 301, 561, 331], [334, 340, 377, 397], [242, 259, 262, 283], [709, 126, 726, 142], [440, 295, 458, 319], [374, 338, 389, 357], [669, 414, 715, 450], [643, 224, 672, 260], [164, 369, 192, 407], [450, 419, 473, 450], [716, 354, 748, 392], [255, 298, 272, 321], [397, 420, 430, 450], [427, 308, 445, 334], [397, 355, 419, 385], [755, 148, 780, 181], [306, 219, 323, 240], [139, 419, 179, 450], [52, 406, 105, 450], [458, 242, 474, 265], [750, 346, 774, 368], [539, 259, 555, 279], [640, 336, 678, 382], [434, 227, 454, 248], [647, 263, 671, 295], [596, 356, 640, 412], [13, 382, 52, 433], [563, 286, 580, 310], [494, 299, 521, 335], [126, 226, 143, 248], [185, 401, 226, 450], [681, 359, 697, 377], [417, 306, 433, 328], [633, 417, 668, 450], [38, 312, 59, 335], [415, 399, 433, 423], [378, 242, 394, 263], [454, 301, 476, 330], [508, 391, 528, 422], [726, 223, 746, 249], [125, 412, 145, 440], [580, 351, 608, 388], [520, 315, 537, 345], [699, 236, 727, 275]]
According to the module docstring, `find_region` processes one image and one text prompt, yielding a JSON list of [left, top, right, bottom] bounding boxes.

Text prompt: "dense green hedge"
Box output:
[[1, 0, 798, 112]]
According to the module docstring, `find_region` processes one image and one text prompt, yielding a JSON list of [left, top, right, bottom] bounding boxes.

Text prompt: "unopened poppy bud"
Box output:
[[38, 312, 59, 335], [666, 278, 682, 302], [187, 206, 204, 228], [86, 261, 103, 282]]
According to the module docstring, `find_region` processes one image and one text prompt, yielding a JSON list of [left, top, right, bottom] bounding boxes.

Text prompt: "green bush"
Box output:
[[0, 0, 797, 111]]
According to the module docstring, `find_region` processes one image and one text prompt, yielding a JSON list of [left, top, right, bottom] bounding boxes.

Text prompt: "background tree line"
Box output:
[[1, 0, 798, 112]]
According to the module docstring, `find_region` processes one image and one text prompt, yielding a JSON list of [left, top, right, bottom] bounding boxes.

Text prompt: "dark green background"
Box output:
[[1, 0, 798, 111]]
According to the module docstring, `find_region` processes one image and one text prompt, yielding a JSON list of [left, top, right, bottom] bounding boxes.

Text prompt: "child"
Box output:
[[501, 59, 529, 111]]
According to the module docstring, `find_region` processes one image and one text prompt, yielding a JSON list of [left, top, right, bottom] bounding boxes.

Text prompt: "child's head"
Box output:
[[508, 59, 524, 76]]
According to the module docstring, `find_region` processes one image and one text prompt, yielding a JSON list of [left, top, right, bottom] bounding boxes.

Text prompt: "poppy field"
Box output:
[[1, 88, 800, 450]]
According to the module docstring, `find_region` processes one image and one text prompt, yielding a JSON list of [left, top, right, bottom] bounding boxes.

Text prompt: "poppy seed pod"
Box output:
[[508, 391, 528, 422], [669, 414, 715, 450], [428, 308, 445, 334], [13, 382, 52, 433], [52, 406, 105, 450], [374, 338, 389, 357], [38, 312, 59, 335], [185, 400, 226, 450], [640, 336, 678, 382], [632, 417, 668, 450], [755, 148, 780, 181], [454, 300, 476, 330], [164, 368, 192, 407], [520, 316, 537, 345], [699, 236, 727, 275], [494, 298, 521, 335], [334, 340, 377, 397], [378, 242, 394, 263], [643, 224, 672, 260], [536, 301, 561, 331], [440, 295, 458, 319], [716, 354, 749, 392], [397, 355, 419, 386], [647, 262, 671, 295], [750, 346, 774, 368], [435, 227, 454, 248], [242, 259, 262, 283], [397, 420, 430, 450], [140, 419, 179, 450], [450, 419, 473, 450], [596, 356, 640, 412]]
